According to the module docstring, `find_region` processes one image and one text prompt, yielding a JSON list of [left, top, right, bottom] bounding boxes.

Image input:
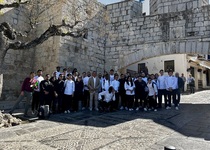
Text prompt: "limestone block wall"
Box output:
[[105, 0, 143, 71], [0, 5, 34, 101], [105, 2, 210, 71], [150, 0, 209, 15], [59, 0, 106, 73], [33, 1, 63, 75]]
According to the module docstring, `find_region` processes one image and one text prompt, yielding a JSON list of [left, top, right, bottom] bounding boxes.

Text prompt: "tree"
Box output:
[[0, 0, 103, 73]]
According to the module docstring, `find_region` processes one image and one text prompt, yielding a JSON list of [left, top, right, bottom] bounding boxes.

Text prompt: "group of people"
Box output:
[[9, 66, 195, 117]]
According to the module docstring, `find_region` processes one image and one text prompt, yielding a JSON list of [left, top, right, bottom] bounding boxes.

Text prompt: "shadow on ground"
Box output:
[[45, 102, 210, 141]]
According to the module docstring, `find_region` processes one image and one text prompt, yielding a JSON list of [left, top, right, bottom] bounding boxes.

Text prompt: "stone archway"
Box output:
[[118, 40, 210, 71]]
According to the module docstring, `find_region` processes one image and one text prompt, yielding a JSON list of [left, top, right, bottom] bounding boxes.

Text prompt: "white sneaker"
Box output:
[[175, 107, 179, 110], [136, 107, 139, 111], [154, 109, 157, 112], [64, 111, 67, 114], [166, 106, 171, 110], [125, 107, 128, 110], [144, 108, 147, 111], [120, 106, 124, 110], [129, 108, 133, 111], [89, 108, 92, 111], [67, 110, 71, 113], [95, 108, 99, 111]]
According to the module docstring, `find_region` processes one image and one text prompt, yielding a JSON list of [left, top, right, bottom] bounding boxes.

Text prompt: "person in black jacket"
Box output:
[[73, 76, 84, 111], [175, 72, 184, 109], [53, 74, 65, 113], [118, 74, 126, 110], [134, 76, 147, 111], [40, 74, 55, 111]]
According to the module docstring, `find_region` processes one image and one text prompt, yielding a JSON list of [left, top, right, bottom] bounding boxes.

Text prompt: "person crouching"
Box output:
[[98, 86, 115, 112]]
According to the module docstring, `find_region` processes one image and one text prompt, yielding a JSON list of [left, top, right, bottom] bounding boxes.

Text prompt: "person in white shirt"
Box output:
[[32, 69, 44, 114], [111, 73, 120, 110], [109, 69, 115, 82], [98, 86, 116, 112], [54, 66, 61, 79], [63, 74, 75, 113], [187, 74, 195, 94], [82, 71, 91, 110], [141, 72, 148, 84], [147, 78, 158, 111], [102, 74, 111, 91], [165, 69, 177, 110], [124, 76, 135, 111], [157, 69, 167, 108]]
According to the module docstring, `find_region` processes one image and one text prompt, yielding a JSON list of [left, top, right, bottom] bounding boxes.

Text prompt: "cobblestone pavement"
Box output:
[[1, 90, 210, 150]]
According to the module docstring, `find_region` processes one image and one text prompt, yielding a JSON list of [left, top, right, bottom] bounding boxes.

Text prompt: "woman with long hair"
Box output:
[[124, 76, 135, 111]]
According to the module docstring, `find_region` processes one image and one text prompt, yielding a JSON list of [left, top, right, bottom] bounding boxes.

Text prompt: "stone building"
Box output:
[[1, 0, 210, 107]]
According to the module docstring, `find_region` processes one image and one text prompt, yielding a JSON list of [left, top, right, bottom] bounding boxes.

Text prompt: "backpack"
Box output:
[[38, 105, 50, 119]]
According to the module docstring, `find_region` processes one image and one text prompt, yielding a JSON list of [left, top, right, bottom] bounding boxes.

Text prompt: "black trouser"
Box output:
[[40, 93, 53, 110], [148, 96, 157, 109], [63, 94, 73, 111], [189, 85, 195, 94], [52, 94, 63, 113], [73, 92, 83, 111], [83, 90, 90, 108], [126, 95, 134, 109], [158, 89, 167, 108], [119, 91, 126, 107], [99, 101, 113, 111], [166, 90, 176, 107], [32, 91, 40, 112], [113, 92, 119, 109], [175, 88, 181, 105]]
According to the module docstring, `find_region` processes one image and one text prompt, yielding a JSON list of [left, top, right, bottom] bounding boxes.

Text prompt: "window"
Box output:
[[138, 63, 145, 73], [164, 60, 174, 72]]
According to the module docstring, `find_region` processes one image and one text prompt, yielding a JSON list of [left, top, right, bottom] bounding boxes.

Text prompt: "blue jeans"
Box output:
[[10, 91, 32, 115]]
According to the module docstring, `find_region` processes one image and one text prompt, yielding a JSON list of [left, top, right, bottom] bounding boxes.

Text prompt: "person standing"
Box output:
[[175, 72, 184, 109], [165, 69, 178, 110], [157, 69, 167, 108], [40, 74, 55, 111], [187, 74, 195, 94], [9, 72, 36, 117], [82, 71, 91, 110], [88, 71, 100, 111], [54, 66, 61, 79], [181, 73, 186, 92], [109, 69, 115, 82], [32, 69, 44, 114], [124, 76, 135, 111], [134, 76, 147, 111], [111, 73, 120, 110], [102, 74, 111, 92], [63, 74, 75, 113], [54, 74, 65, 113], [73, 76, 84, 111], [119, 74, 126, 110], [147, 78, 158, 111]]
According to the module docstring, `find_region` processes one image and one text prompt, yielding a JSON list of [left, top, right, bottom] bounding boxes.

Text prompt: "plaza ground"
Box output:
[[0, 90, 210, 149]]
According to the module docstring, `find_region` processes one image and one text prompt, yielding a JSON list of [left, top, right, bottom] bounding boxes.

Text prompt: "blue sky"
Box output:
[[98, 0, 150, 14]]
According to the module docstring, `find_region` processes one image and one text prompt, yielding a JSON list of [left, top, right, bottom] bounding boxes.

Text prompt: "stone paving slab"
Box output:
[[0, 90, 210, 149]]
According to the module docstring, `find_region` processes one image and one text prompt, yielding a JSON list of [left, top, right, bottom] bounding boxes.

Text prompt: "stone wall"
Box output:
[[105, 1, 210, 71], [150, 0, 209, 15], [0, 3, 34, 101], [59, 0, 106, 73]]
